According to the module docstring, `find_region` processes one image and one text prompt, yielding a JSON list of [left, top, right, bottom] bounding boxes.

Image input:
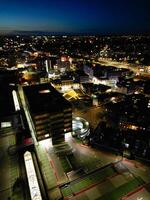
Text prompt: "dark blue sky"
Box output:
[[0, 0, 150, 34]]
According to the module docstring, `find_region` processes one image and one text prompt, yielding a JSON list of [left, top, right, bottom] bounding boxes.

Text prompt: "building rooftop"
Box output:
[[0, 86, 16, 117], [75, 70, 89, 77], [23, 83, 71, 114]]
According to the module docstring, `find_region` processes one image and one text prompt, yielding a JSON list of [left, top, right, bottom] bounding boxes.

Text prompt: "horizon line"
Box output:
[[0, 29, 150, 36]]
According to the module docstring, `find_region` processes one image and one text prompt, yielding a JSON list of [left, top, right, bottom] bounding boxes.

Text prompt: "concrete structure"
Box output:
[[23, 83, 72, 145], [84, 64, 130, 87], [72, 117, 90, 139]]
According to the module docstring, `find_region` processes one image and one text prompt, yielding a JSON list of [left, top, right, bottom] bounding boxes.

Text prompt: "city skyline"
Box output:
[[0, 0, 150, 34], [0, 30, 150, 199]]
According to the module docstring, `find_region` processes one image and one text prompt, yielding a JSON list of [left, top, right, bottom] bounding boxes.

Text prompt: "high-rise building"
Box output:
[[23, 83, 72, 144], [45, 56, 58, 73]]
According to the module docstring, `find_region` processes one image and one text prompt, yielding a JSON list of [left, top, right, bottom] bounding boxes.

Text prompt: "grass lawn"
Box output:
[[96, 178, 142, 200], [61, 165, 117, 197], [60, 156, 72, 173], [61, 186, 72, 197], [61, 163, 145, 200], [59, 153, 81, 173], [67, 154, 79, 169]]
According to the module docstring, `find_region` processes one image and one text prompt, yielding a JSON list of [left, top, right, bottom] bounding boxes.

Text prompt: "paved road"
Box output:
[[66, 134, 150, 184], [73, 105, 105, 129], [96, 58, 150, 78]]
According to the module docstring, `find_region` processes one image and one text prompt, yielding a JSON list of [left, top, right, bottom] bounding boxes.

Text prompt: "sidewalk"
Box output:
[[36, 144, 63, 200]]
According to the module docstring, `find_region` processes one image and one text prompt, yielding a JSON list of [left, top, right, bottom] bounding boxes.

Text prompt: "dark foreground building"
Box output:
[[23, 83, 72, 144], [91, 94, 150, 161], [0, 85, 21, 131]]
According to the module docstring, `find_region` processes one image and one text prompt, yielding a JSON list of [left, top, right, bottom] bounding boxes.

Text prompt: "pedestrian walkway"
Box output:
[[36, 145, 57, 189]]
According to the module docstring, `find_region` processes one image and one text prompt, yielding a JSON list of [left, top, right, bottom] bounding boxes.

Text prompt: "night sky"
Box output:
[[0, 0, 150, 34]]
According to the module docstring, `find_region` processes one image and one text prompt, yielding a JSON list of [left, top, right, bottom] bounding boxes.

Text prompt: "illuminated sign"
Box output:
[[12, 90, 20, 111], [24, 151, 42, 200]]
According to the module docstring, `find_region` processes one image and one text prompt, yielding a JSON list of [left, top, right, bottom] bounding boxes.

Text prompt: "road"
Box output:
[[95, 58, 150, 78], [69, 135, 150, 184], [73, 103, 105, 129]]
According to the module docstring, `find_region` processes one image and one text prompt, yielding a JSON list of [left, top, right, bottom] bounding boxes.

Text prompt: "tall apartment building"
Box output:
[[23, 83, 72, 145]]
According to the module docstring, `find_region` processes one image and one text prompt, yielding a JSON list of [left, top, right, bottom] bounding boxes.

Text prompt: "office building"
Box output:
[[23, 83, 72, 144]]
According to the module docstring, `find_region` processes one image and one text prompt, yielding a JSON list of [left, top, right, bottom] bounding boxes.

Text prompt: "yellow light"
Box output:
[[17, 63, 24, 68]]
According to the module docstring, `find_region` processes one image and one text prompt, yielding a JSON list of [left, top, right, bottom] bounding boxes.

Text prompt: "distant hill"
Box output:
[[0, 30, 149, 37], [0, 30, 67, 36], [0, 30, 97, 36]]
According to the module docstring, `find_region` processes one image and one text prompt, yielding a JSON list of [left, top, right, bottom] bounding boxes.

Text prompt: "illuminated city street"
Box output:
[[96, 58, 150, 78], [0, 1, 150, 199]]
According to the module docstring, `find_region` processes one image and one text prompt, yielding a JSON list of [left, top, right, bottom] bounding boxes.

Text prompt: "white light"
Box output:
[[65, 132, 72, 141], [12, 90, 20, 111], [24, 151, 42, 200], [76, 117, 80, 120], [85, 122, 89, 126], [39, 90, 50, 94], [1, 121, 11, 128], [45, 134, 49, 138], [45, 60, 49, 73], [125, 143, 129, 148], [81, 128, 85, 133], [39, 138, 52, 149]]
